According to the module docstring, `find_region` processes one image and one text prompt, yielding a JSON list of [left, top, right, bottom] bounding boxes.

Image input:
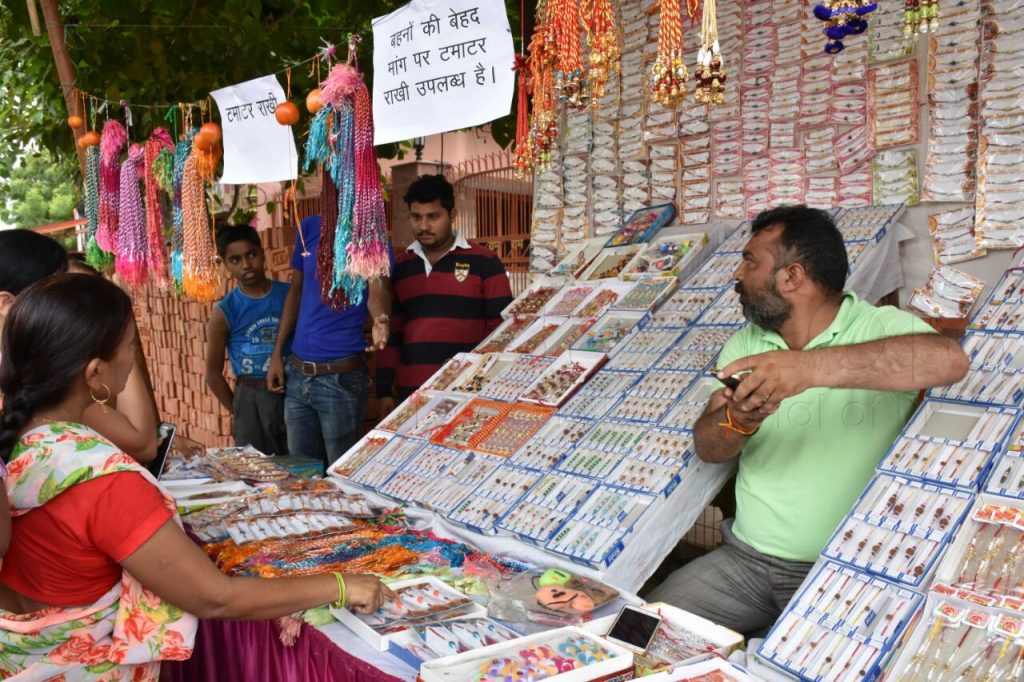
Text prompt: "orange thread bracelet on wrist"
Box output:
[[718, 405, 759, 437]]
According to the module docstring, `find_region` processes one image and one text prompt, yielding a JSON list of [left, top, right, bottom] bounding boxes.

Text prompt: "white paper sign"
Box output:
[[371, 0, 515, 145], [210, 74, 298, 184]]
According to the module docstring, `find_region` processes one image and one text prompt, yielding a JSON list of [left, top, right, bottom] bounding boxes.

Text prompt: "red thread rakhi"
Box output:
[[97, 120, 128, 253], [144, 128, 174, 288]]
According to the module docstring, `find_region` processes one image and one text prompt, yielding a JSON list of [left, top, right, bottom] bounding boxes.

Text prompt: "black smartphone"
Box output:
[[721, 374, 743, 390], [605, 605, 662, 654], [147, 422, 177, 479]]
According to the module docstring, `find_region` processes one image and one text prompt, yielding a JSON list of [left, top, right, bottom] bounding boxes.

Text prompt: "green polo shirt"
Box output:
[[719, 292, 936, 562]]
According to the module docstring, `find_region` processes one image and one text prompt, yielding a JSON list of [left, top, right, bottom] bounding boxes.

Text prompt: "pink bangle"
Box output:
[[0, 458, 7, 478]]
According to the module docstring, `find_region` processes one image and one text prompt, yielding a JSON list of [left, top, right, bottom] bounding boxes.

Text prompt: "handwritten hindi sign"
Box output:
[[372, 0, 514, 145], [210, 74, 298, 184]]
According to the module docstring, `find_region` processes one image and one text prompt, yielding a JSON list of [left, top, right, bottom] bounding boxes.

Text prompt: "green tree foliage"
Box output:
[[0, 149, 77, 229], [0, 0, 519, 182]]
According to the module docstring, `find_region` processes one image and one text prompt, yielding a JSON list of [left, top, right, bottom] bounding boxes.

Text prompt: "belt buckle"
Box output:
[[301, 361, 318, 376]]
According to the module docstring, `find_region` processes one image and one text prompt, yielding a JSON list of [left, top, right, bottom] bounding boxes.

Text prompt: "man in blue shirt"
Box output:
[[206, 225, 290, 455], [267, 216, 391, 466]]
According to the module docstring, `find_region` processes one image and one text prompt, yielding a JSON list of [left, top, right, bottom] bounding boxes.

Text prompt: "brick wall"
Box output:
[[133, 223, 296, 447]]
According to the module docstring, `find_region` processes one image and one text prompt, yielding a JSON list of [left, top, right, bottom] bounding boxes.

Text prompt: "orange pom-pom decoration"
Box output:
[[67, 115, 85, 129], [275, 101, 300, 126], [200, 122, 222, 144], [193, 130, 216, 152], [78, 130, 101, 147], [306, 89, 323, 114]]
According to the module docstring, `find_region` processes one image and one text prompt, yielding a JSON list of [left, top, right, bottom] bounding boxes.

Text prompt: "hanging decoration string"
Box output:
[[695, 0, 727, 105], [581, 0, 620, 106], [812, 0, 878, 54], [97, 120, 128, 253], [170, 125, 195, 293], [551, 0, 587, 109], [83, 146, 112, 271], [144, 128, 174, 288], [903, 0, 939, 38], [650, 0, 687, 108], [516, 0, 558, 175], [181, 150, 220, 303], [115, 144, 149, 286]]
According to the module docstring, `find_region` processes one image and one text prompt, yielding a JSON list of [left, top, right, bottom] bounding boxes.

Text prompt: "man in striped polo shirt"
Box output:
[[376, 174, 513, 416]]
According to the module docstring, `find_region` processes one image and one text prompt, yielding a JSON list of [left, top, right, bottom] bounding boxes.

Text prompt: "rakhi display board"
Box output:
[[529, 0, 1024, 274], [329, 211, 903, 592]]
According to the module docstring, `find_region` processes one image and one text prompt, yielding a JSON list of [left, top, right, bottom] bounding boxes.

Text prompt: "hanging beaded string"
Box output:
[[813, 0, 878, 53], [181, 149, 220, 302], [551, 0, 588, 109], [695, 0, 726, 105], [520, 0, 558, 173], [144, 128, 174, 288], [170, 121, 195, 294], [903, 0, 939, 38], [651, 0, 687, 108], [83, 145, 109, 271], [331, 103, 358, 305], [115, 144, 149, 286], [97, 119, 127, 253], [582, 0, 621, 105]]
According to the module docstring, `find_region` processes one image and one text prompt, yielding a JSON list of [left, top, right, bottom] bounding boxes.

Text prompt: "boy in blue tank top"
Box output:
[[205, 225, 290, 455]]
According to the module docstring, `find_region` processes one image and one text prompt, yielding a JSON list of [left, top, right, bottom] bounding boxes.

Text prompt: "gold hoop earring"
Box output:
[[90, 383, 112, 413]]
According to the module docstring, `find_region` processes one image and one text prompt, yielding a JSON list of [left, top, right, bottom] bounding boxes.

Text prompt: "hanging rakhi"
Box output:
[[582, 0, 621, 104], [551, 0, 588, 109], [512, 53, 533, 177], [305, 35, 391, 307], [181, 144, 220, 303], [170, 125, 194, 294], [651, 0, 688, 108], [903, 0, 939, 36], [813, 0, 878, 53], [115, 144, 149, 287], [143, 128, 174, 288], [695, 0, 727, 105], [517, 0, 558, 174], [97, 120, 127, 253]]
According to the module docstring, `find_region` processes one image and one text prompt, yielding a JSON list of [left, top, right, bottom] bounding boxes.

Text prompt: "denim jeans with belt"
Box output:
[[284, 357, 369, 466]]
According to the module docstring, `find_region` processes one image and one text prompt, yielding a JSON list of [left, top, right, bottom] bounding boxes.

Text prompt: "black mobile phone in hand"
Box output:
[[721, 374, 743, 390]]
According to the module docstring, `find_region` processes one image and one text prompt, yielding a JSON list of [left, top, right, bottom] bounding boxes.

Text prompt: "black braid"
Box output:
[[0, 393, 31, 462]]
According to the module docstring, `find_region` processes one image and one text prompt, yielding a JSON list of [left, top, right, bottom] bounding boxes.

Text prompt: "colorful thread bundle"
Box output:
[[144, 128, 174, 288], [83, 146, 113, 272], [97, 120, 127, 253], [170, 132, 194, 292], [181, 152, 220, 302], [115, 144, 149, 286], [305, 40, 390, 307]]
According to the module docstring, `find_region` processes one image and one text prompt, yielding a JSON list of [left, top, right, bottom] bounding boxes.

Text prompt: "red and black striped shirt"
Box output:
[[376, 241, 513, 399]]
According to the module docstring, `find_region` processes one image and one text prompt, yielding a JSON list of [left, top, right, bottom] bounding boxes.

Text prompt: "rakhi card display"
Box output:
[[423, 353, 483, 392], [572, 281, 634, 319], [398, 394, 471, 440], [922, 4, 982, 203], [929, 206, 986, 265], [550, 237, 605, 279], [557, 370, 641, 420], [823, 473, 973, 587], [885, 594, 1024, 681], [570, 311, 645, 356], [341, 435, 425, 491], [613, 277, 679, 312], [868, 0, 914, 63], [204, 447, 290, 482], [698, 289, 745, 327], [757, 561, 921, 682], [469, 403, 555, 458], [388, 616, 521, 666], [543, 284, 600, 317], [579, 245, 645, 281], [450, 353, 517, 394], [647, 287, 720, 329], [546, 486, 660, 567], [972, 268, 1024, 332], [520, 351, 605, 408], [506, 317, 568, 355], [656, 327, 738, 372], [610, 370, 697, 423], [605, 204, 677, 247], [620, 234, 707, 281], [606, 428, 695, 495], [974, 0, 1024, 250], [497, 471, 599, 544], [872, 148, 919, 207], [481, 354, 555, 403], [908, 266, 985, 319], [502, 279, 564, 318], [378, 445, 503, 513], [605, 329, 685, 372], [224, 510, 356, 544], [691, 251, 743, 289], [430, 399, 510, 451], [447, 464, 544, 532], [331, 576, 485, 651], [557, 420, 650, 480], [476, 317, 538, 354], [867, 60, 919, 149]]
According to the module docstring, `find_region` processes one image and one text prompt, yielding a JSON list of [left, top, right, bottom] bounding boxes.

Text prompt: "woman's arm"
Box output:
[[120, 520, 391, 619]]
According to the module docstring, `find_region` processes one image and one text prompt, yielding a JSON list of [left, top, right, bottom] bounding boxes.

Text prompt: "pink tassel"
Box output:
[[144, 128, 174, 287], [97, 120, 128, 253], [275, 615, 303, 646], [115, 144, 148, 287], [347, 74, 390, 282]]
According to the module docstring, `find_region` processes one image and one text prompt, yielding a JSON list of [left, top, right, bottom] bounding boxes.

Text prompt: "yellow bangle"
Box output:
[[332, 572, 347, 608]]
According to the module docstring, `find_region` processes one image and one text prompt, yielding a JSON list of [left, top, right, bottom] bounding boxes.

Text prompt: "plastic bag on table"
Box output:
[[483, 568, 619, 627]]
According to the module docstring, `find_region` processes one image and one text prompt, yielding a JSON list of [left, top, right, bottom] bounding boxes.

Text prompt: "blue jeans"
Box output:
[[284, 359, 369, 467]]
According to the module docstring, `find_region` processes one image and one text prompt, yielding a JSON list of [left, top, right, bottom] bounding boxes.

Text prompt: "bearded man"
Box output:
[[648, 204, 969, 634]]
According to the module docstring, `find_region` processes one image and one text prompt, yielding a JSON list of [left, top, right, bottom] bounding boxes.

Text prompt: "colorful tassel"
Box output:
[[115, 144, 148, 287], [144, 128, 174, 288], [97, 120, 128, 253], [181, 152, 220, 302], [83, 146, 114, 272], [170, 131, 194, 293]]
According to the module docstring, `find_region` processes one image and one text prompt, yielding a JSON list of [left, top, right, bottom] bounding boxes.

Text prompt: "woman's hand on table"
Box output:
[[172, 435, 205, 459], [344, 574, 396, 614]]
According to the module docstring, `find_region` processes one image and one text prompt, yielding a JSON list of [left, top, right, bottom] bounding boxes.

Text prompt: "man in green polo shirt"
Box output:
[[647, 205, 969, 633]]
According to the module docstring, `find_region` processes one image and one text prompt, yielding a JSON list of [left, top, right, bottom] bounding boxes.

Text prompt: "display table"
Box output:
[[161, 618, 412, 682]]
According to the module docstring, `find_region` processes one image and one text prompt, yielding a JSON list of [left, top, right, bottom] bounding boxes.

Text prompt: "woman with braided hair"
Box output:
[[0, 274, 392, 679]]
